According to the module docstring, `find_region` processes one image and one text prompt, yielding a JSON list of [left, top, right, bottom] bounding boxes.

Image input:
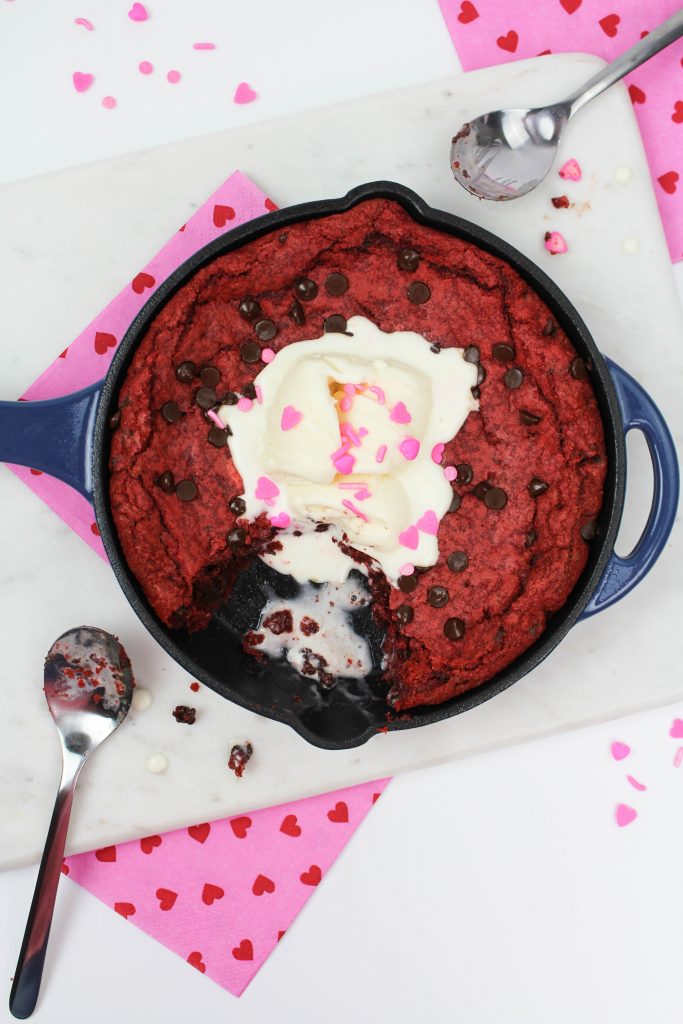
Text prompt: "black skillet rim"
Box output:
[[93, 180, 624, 749]]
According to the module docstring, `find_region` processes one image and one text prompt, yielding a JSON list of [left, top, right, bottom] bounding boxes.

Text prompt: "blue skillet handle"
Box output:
[[0, 382, 103, 502], [580, 358, 679, 619]]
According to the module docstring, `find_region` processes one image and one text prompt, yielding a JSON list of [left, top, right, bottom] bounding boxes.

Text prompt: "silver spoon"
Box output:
[[451, 9, 683, 201], [9, 627, 134, 1020]]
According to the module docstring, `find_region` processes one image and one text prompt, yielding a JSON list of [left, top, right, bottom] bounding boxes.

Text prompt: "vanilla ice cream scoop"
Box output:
[[219, 316, 478, 585]]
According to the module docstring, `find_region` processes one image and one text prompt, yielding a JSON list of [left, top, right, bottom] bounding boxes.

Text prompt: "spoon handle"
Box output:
[[567, 9, 683, 117], [9, 749, 85, 1020]]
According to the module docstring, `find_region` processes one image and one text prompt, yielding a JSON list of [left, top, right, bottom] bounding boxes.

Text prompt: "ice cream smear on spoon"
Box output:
[[219, 316, 478, 586]]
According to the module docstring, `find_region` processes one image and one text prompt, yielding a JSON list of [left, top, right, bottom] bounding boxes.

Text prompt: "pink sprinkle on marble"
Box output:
[[610, 741, 630, 761], [341, 500, 369, 522], [674, 747, 683, 768], [139, 60, 153, 75], [234, 81, 257, 104], [444, 466, 457, 481], [399, 563, 414, 576], [375, 445, 387, 464], [193, 42, 216, 50], [626, 775, 647, 792], [416, 510, 438, 536], [615, 803, 637, 828], [398, 525, 419, 550], [280, 405, 302, 431], [390, 401, 412, 424], [73, 72, 94, 93], [102, 96, 117, 109], [368, 386, 385, 404], [128, 2, 148, 21], [270, 512, 290, 529], [237, 398, 253, 412], [261, 348, 275, 364], [334, 453, 356, 475], [74, 17, 94, 30], [559, 158, 582, 181], [399, 438, 420, 461], [431, 443, 445, 464], [206, 409, 224, 427], [544, 231, 568, 255], [167, 70, 181, 84], [255, 476, 280, 502]]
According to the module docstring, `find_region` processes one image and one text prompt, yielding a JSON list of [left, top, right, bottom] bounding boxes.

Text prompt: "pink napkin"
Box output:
[[438, 0, 683, 262], [64, 781, 388, 995], [7, 169, 390, 996]]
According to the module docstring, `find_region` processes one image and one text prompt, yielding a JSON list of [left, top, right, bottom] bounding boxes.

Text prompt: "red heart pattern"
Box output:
[[131, 271, 155, 294], [496, 30, 518, 52], [188, 823, 211, 844], [628, 84, 646, 104], [230, 816, 252, 839], [672, 102, 683, 124], [140, 834, 162, 854], [232, 939, 254, 961], [264, 198, 278, 211], [252, 874, 275, 895], [114, 901, 136, 918], [300, 864, 322, 886], [90, 522, 100, 536], [559, 0, 581, 13], [213, 204, 235, 227], [457, 1, 478, 23], [156, 887, 177, 911], [280, 814, 302, 837], [327, 801, 349, 823], [598, 13, 620, 37], [202, 882, 225, 905], [187, 951, 206, 972], [94, 331, 117, 355], [95, 845, 117, 862], [658, 171, 679, 195]]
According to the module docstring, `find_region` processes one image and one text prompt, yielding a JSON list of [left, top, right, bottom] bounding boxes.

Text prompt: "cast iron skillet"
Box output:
[[0, 182, 678, 749]]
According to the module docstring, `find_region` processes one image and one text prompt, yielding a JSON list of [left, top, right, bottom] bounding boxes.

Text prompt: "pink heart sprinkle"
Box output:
[[334, 453, 356, 475], [234, 82, 257, 105], [559, 158, 582, 181], [399, 438, 420, 461], [73, 72, 94, 93], [416, 510, 439, 536], [280, 405, 302, 431], [669, 718, 683, 738], [610, 741, 630, 761], [615, 803, 637, 828], [398, 525, 419, 550], [544, 231, 568, 255], [390, 401, 412, 424], [255, 476, 280, 502], [270, 512, 290, 529], [128, 2, 148, 21], [431, 443, 445, 465]]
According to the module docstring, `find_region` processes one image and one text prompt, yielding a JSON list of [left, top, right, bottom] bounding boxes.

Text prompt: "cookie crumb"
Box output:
[[228, 742, 253, 778], [173, 705, 197, 724]]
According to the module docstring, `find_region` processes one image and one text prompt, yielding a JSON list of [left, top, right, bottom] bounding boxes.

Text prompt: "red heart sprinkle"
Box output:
[[496, 30, 518, 53], [280, 814, 301, 837], [187, 951, 206, 972], [156, 887, 177, 911], [658, 171, 679, 195], [90, 522, 100, 536], [264, 197, 278, 211], [212, 204, 235, 228], [672, 102, 683, 124], [628, 84, 646, 104], [114, 901, 136, 919], [61, 862, 69, 874], [232, 939, 253, 961], [327, 801, 349, 823], [94, 331, 117, 355], [131, 271, 155, 294], [201, 882, 225, 905], [188, 822, 210, 844], [230, 815, 252, 838], [457, 1, 478, 23], [95, 845, 117, 862], [598, 13, 619, 37], [300, 864, 322, 886], [140, 834, 162, 854], [560, 0, 581, 12], [252, 874, 275, 896]]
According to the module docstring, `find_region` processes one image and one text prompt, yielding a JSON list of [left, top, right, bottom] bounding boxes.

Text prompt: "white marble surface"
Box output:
[[1, 54, 682, 870]]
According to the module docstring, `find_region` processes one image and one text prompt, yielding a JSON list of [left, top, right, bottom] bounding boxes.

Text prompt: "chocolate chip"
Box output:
[[239, 296, 261, 322], [240, 341, 262, 364], [580, 519, 597, 541], [485, 487, 507, 510], [525, 529, 537, 548], [155, 470, 174, 493], [570, 357, 588, 380], [208, 425, 230, 448], [254, 319, 277, 342], [542, 318, 557, 336], [398, 574, 418, 594], [161, 401, 182, 424], [520, 409, 541, 426], [492, 343, 515, 363], [242, 382, 257, 401], [528, 477, 549, 498], [195, 387, 217, 410], [295, 278, 318, 301], [325, 272, 348, 296], [407, 281, 430, 304], [397, 247, 420, 271], [221, 391, 239, 406], [200, 366, 220, 388], [477, 364, 487, 385], [471, 386, 481, 399], [427, 586, 449, 608], [504, 367, 523, 389], [324, 314, 347, 333], [444, 617, 466, 641], [227, 526, 247, 548], [176, 479, 197, 501], [229, 495, 246, 516], [473, 481, 491, 500], [172, 705, 196, 725], [430, 344, 441, 354], [396, 604, 414, 625], [288, 298, 305, 325], [109, 409, 121, 430], [315, 522, 330, 532], [456, 463, 473, 484], [447, 551, 468, 573], [448, 491, 461, 513], [176, 360, 197, 383], [463, 346, 480, 364]]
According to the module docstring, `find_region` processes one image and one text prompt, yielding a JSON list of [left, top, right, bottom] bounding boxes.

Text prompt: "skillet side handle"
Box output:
[[580, 358, 679, 620], [0, 382, 103, 502]]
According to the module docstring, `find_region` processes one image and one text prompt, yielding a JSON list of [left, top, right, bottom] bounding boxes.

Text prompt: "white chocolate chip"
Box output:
[[615, 166, 632, 184], [146, 753, 168, 774], [622, 238, 640, 255], [132, 687, 152, 711]]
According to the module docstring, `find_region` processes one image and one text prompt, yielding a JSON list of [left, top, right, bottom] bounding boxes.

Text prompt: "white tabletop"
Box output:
[[1, 3, 682, 1021]]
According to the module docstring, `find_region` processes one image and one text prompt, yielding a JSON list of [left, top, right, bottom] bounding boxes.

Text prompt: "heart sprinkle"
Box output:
[[399, 437, 420, 461], [72, 71, 94, 93], [615, 803, 637, 827], [234, 82, 257, 105], [128, 2, 148, 21], [544, 231, 568, 255], [559, 158, 582, 181], [610, 741, 630, 761], [280, 405, 303, 431]]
